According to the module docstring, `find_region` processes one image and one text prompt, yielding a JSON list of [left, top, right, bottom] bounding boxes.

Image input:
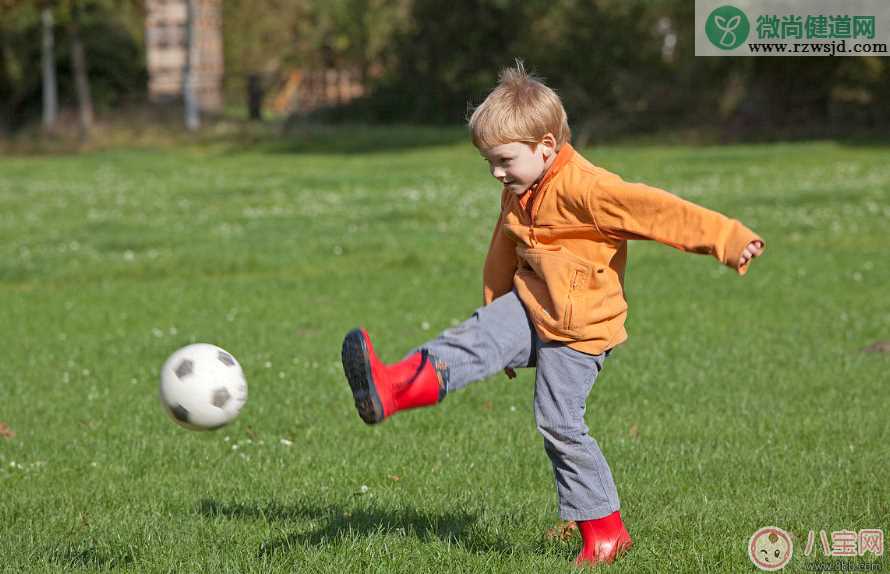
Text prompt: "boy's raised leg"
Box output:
[[341, 290, 535, 424], [417, 290, 536, 392], [341, 328, 444, 424]]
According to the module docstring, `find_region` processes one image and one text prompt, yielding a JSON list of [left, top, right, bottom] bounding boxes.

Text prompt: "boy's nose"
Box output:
[[491, 166, 506, 180]]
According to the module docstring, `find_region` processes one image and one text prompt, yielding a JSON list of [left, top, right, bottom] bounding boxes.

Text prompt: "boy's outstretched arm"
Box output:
[[587, 174, 765, 274]]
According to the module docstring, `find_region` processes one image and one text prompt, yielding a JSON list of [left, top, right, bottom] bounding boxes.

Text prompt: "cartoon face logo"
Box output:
[[748, 527, 793, 571]]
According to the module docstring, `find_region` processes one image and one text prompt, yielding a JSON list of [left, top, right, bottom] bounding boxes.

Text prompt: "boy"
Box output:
[[340, 63, 764, 567]]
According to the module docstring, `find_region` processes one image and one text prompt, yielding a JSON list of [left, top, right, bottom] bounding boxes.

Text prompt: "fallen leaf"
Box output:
[[483, 400, 493, 411], [294, 327, 321, 338], [546, 521, 578, 542], [388, 475, 401, 481], [629, 424, 639, 440], [864, 341, 890, 353], [0, 422, 14, 439]]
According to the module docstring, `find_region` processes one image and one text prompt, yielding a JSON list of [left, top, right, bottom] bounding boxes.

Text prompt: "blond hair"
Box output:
[[468, 61, 570, 150]]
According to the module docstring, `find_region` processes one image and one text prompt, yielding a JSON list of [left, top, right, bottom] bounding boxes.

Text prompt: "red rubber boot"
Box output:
[[575, 511, 633, 567], [341, 328, 445, 424]]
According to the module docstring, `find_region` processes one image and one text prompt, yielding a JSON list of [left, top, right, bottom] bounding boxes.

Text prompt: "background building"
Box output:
[[145, 0, 223, 112]]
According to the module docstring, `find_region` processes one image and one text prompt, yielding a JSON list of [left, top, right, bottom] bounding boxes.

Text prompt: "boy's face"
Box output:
[[481, 137, 555, 195]]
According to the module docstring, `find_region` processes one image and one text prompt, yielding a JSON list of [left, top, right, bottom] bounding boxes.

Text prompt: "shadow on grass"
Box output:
[[46, 541, 137, 569], [197, 498, 513, 557], [835, 134, 890, 149], [246, 124, 470, 156], [0, 116, 471, 157], [206, 124, 890, 156]]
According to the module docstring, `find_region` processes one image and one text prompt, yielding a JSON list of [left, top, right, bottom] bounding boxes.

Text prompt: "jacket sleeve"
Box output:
[[482, 191, 518, 304], [588, 174, 765, 275]]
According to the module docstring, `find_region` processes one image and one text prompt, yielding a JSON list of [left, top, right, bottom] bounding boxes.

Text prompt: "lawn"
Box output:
[[1, 128, 888, 573]]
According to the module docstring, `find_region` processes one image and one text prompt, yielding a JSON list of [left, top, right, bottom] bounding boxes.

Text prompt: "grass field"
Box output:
[[1, 128, 889, 573]]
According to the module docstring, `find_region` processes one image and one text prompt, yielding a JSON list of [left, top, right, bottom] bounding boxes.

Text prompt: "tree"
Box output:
[[367, 0, 535, 123], [40, 1, 58, 131], [222, 0, 309, 119], [68, 0, 94, 141], [222, 0, 411, 118], [183, 0, 200, 130]]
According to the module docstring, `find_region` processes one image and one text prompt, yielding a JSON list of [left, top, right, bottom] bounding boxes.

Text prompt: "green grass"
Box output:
[[1, 129, 889, 573]]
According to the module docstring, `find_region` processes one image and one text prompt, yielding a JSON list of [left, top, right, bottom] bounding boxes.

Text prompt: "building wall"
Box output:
[[145, 0, 223, 112]]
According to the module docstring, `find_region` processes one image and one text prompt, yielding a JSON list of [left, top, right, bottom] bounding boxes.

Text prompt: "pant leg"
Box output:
[[415, 290, 536, 393], [534, 342, 620, 521]]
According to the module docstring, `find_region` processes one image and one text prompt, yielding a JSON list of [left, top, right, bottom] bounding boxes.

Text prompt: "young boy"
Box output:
[[340, 63, 764, 567]]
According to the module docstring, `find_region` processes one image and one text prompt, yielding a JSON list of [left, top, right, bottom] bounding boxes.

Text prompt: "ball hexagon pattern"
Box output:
[[159, 344, 247, 430]]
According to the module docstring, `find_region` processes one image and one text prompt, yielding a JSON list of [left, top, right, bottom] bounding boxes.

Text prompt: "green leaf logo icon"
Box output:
[[706, 5, 750, 50]]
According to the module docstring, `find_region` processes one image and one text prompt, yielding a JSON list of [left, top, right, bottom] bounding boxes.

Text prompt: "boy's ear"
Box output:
[[540, 133, 557, 156]]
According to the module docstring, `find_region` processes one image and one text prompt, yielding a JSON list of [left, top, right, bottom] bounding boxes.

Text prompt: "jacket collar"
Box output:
[[536, 142, 575, 192], [524, 143, 575, 220]]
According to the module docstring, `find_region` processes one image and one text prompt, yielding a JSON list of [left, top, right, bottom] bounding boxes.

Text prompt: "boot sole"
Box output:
[[341, 328, 385, 424]]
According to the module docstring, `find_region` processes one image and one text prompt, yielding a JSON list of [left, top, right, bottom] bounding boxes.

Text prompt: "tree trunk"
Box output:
[[183, 0, 200, 130], [247, 73, 263, 121], [69, 0, 94, 141], [41, 5, 58, 131]]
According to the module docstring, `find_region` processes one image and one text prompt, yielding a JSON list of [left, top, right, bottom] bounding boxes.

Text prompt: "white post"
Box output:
[[183, 0, 201, 131], [70, 0, 94, 140], [41, 6, 58, 131]]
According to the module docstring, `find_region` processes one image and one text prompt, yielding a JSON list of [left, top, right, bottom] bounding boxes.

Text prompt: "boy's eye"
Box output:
[[483, 156, 512, 167]]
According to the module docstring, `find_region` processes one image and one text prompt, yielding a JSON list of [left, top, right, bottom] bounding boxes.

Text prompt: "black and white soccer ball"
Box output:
[[159, 344, 248, 430]]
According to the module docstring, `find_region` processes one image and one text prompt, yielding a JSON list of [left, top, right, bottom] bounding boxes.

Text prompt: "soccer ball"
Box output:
[[159, 343, 247, 430]]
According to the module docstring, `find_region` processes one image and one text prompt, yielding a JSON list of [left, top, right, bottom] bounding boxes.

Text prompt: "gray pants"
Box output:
[[417, 290, 621, 521]]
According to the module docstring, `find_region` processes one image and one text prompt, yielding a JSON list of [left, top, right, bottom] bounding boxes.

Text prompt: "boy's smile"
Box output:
[[482, 136, 557, 196]]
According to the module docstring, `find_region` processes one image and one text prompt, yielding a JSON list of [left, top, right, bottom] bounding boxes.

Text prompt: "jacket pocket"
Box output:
[[566, 285, 622, 333], [517, 246, 593, 334]]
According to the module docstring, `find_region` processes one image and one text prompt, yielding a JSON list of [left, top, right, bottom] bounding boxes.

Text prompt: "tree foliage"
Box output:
[[2, 0, 888, 136], [0, 0, 144, 131]]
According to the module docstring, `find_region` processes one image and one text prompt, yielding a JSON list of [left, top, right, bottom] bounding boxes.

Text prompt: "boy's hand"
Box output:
[[504, 367, 517, 379], [739, 240, 764, 268]]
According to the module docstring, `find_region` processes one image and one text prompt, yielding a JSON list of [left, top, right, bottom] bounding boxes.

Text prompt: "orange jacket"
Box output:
[[482, 144, 764, 355]]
